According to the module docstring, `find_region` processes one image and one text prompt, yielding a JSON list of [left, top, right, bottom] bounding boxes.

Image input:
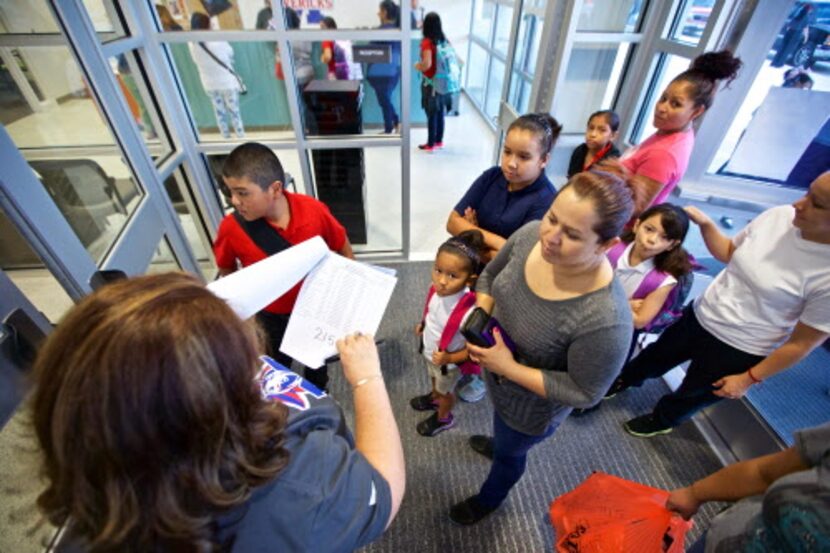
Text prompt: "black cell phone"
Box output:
[[461, 307, 516, 351]]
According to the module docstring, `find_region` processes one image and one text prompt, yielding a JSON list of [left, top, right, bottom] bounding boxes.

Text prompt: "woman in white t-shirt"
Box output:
[[189, 12, 245, 139], [609, 171, 830, 438]]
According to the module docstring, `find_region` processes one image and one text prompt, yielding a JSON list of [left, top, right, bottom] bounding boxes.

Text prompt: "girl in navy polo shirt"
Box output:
[[447, 112, 562, 263]]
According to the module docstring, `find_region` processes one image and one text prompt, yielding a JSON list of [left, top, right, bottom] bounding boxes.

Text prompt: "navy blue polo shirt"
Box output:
[[454, 166, 556, 239]]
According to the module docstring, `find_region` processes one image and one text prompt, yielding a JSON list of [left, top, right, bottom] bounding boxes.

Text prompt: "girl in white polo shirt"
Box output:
[[611, 172, 830, 438]]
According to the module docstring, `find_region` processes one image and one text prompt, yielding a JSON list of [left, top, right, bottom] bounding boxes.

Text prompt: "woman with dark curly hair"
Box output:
[[31, 273, 404, 552], [614, 50, 742, 216]]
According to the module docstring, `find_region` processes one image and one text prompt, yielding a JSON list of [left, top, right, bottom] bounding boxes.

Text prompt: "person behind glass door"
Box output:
[[30, 273, 404, 551], [188, 12, 245, 139], [610, 171, 830, 439], [415, 12, 448, 152], [447, 171, 635, 525], [319, 16, 363, 81], [611, 51, 741, 218], [366, 1, 402, 134]]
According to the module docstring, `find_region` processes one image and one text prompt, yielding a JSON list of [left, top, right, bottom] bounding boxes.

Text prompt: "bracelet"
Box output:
[[352, 374, 383, 389], [747, 367, 762, 384]]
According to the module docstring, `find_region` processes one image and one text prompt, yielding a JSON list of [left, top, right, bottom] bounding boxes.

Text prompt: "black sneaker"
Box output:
[[604, 378, 629, 399], [409, 393, 438, 412], [449, 496, 498, 525], [469, 435, 494, 460], [624, 414, 673, 438], [417, 412, 455, 436]]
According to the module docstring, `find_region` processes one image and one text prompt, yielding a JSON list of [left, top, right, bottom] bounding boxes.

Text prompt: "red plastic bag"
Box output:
[[550, 472, 693, 553]]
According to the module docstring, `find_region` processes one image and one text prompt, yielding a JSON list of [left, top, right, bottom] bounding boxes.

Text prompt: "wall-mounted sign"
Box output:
[[352, 44, 391, 64]]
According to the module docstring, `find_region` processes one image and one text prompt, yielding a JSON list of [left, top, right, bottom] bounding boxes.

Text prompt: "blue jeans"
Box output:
[[477, 410, 559, 508], [368, 76, 399, 133], [422, 83, 445, 146]]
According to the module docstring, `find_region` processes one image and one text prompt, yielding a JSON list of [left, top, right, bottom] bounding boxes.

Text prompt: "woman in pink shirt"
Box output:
[[619, 51, 742, 215]]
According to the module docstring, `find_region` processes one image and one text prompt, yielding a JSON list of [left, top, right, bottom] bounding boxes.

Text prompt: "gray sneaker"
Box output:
[[458, 374, 486, 403]]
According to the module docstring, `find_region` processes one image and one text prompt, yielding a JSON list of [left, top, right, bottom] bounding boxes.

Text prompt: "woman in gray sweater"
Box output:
[[449, 170, 635, 525]]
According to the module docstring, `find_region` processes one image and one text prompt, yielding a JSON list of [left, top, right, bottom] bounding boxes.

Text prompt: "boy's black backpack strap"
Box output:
[[233, 212, 293, 256]]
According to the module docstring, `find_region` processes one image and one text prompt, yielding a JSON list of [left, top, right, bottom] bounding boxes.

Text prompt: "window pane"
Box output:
[[299, 39, 412, 137], [709, 13, 830, 188], [3, 46, 139, 150], [146, 235, 180, 274], [172, 41, 291, 141], [494, 4, 514, 56], [559, 43, 632, 133], [466, 41, 488, 108], [2, 42, 145, 263], [0, 0, 123, 36], [631, 54, 690, 144], [163, 167, 217, 277], [484, 57, 505, 121], [668, 0, 715, 46], [0, 204, 74, 324], [27, 156, 143, 263], [472, 0, 496, 41], [109, 52, 169, 160], [577, 0, 644, 32], [310, 147, 402, 253]]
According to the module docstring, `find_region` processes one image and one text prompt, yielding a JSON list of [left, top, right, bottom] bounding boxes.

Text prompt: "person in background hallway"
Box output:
[[667, 420, 830, 552], [155, 4, 182, 31], [213, 142, 354, 392], [367, 1, 402, 134], [415, 12, 448, 152], [320, 17, 363, 80], [611, 171, 830, 438], [447, 170, 634, 525], [447, 113, 561, 403], [255, 0, 272, 30], [410, 230, 486, 437], [411, 0, 423, 29], [189, 12, 245, 139], [30, 273, 404, 551], [611, 50, 741, 217], [567, 110, 621, 178]]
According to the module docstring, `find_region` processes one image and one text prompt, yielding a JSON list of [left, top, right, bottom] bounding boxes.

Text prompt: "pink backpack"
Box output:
[[421, 286, 481, 375]]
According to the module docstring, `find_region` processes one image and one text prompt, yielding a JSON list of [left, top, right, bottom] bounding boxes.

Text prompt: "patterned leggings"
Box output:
[[207, 89, 244, 138]]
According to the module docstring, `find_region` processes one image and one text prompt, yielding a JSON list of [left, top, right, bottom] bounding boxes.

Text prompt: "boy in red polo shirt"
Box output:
[[214, 142, 354, 391]]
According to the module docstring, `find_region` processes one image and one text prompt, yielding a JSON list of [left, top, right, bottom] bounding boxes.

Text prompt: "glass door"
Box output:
[[0, 1, 204, 307], [491, 0, 545, 160]]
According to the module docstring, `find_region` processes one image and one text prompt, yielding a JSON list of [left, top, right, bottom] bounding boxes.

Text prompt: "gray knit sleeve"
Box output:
[[477, 223, 527, 296], [542, 321, 632, 409]]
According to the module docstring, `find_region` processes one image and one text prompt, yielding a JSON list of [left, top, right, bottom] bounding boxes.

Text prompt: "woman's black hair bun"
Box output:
[[690, 50, 742, 83]]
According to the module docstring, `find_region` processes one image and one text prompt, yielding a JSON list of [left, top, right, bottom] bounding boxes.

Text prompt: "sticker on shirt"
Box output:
[[257, 355, 326, 411]]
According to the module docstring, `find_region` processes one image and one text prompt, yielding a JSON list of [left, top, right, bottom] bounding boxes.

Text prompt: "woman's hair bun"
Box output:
[[690, 50, 742, 84]]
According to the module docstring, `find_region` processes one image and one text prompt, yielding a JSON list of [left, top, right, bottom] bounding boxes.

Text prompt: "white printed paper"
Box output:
[[207, 236, 328, 320], [280, 254, 397, 368]]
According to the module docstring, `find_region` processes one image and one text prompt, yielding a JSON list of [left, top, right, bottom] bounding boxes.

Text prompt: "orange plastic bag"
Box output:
[[550, 472, 693, 553]]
